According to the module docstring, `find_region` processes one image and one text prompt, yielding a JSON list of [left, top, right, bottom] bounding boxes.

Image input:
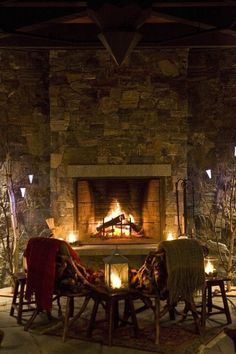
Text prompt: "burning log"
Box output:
[[130, 222, 142, 233], [115, 221, 142, 233], [96, 214, 125, 232]]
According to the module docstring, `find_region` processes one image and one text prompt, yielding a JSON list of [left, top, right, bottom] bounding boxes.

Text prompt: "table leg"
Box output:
[[219, 282, 232, 324], [108, 299, 114, 346], [127, 295, 139, 337], [154, 296, 160, 345]]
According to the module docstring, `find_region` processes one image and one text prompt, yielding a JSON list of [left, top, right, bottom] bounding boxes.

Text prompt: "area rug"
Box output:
[[29, 314, 224, 354]]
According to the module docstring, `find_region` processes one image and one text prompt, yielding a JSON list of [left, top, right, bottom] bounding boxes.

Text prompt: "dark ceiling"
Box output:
[[0, 1, 235, 51]]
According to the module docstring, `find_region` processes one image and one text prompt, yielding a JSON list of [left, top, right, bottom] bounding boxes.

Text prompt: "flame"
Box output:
[[67, 232, 77, 244], [205, 259, 214, 274], [110, 273, 122, 289], [167, 232, 174, 241], [97, 199, 135, 237], [104, 200, 121, 223]]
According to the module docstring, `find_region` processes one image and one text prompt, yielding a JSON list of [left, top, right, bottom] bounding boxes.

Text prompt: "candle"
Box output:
[[67, 231, 77, 244], [110, 273, 122, 289], [205, 258, 217, 277], [167, 232, 174, 241]]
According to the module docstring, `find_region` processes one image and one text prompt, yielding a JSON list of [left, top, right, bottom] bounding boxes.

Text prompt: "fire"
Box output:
[[167, 232, 174, 241], [110, 273, 122, 289], [97, 199, 135, 237], [67, 231, 77, 244], [205, 259, 214, 275], [104, 200, 134, 223]]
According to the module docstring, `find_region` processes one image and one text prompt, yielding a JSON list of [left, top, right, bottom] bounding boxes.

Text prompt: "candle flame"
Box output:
[[167, 232, 174, 241], [205, 259, 214, 274], [110, 273, 122, 289], [67, 232, 77, 244]]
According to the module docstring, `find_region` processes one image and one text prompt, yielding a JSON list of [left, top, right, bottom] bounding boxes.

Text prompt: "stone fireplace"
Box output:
[[49, 48, 189, 247], [68, 164, 170, 245], [77, 178, 160, 243]]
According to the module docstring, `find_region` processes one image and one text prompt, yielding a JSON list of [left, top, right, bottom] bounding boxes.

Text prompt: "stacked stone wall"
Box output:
[[49, 49, 189, 239]]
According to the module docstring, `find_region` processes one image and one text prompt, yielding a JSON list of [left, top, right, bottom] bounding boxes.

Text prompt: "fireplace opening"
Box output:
[[76, 178, 163, 244]]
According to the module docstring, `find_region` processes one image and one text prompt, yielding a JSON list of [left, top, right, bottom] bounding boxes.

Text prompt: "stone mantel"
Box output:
[[67, 164, 171, 178], [74, 243, 158, 256]]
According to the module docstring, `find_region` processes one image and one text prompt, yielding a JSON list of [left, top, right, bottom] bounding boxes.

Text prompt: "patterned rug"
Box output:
[[29, 313, 224, 354]]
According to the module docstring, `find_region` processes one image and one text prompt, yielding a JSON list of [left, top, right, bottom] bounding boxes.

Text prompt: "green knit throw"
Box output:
[[158, 239, 205, 305]]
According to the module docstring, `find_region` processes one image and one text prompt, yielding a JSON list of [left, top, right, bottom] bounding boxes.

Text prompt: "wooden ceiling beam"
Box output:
[[0, 11, 88, 38], [0, 1, 87, 7], [151, 10, 216, 30], [152, 1, 236, 7], [1, 1, 236, 8]]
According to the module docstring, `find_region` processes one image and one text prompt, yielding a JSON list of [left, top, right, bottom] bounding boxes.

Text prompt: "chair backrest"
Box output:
[[25, 237, 63, 311], [24, 237, 91, 311], [157, 238, 205, 304]]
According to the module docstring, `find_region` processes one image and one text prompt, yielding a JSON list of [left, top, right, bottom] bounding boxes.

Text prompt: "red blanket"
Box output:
[[25, 237, 63, 311]]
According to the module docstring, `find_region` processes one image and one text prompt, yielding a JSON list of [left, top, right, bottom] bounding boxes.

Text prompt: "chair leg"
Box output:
[[153, 297, 160, 345], [17, 280, 26, 324], [62, 295, 91, 342], [201, 286, 207, 328], [87, 298, 99, 337], [62, 297, 71, 342], [185, 299, 202, 335], [10, 279, 19, 317], [24, 309, 40, 331]]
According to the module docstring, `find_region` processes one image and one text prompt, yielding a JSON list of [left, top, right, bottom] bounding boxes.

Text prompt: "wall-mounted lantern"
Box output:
[[20, 187, 26, 198], [206, 169, 212, 179], [28, 174, 34, 184]]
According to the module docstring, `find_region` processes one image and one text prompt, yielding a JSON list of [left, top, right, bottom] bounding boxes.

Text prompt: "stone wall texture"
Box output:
[[187, 48, 236, 231], [0, 50, 51, 230], [0, 47, 235, 270], [49, 48, 189, 238]]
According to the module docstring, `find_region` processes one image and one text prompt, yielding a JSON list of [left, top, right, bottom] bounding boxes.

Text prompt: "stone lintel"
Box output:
[[67, 164, 171, 178]]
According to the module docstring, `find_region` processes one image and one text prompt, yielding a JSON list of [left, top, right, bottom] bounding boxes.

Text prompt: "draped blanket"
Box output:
[[157, 239, 205, 304], [25, 237, 82, 311]]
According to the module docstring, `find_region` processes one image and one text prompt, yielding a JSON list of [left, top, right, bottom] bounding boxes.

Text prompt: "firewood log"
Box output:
[[96, 214, 125, 232]]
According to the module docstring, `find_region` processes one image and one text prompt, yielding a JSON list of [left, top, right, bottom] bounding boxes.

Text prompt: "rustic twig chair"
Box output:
[[22, 237, 93, 341], [131, 238, 206, 344]]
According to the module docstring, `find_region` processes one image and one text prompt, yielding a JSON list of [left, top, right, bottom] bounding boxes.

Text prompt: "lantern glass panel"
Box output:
[[104, 252, 129, 290], [204, 256, 218, 278]]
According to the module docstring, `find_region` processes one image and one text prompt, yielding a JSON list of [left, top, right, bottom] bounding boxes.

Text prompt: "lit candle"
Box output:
[[167, 232, 174, 241], [110, 273, 122, 289], [205, 259, 215, 276], [67, 231, 77, 244]]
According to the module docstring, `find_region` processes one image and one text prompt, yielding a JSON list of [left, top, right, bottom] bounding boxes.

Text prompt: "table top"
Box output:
[[205, 276, 231, 284]]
